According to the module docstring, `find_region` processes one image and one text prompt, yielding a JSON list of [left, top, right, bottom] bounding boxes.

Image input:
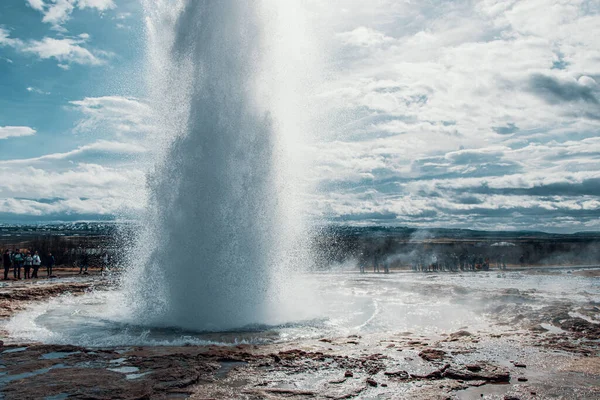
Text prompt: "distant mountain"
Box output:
[[318, 225, 600, 240], [1, 221, 599, 240]]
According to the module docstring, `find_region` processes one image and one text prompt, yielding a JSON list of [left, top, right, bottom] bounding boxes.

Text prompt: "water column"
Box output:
[[124, 0, 313, 331]]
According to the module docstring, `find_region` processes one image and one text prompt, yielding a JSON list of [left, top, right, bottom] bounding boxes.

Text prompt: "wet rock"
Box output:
[[248, 388, 316, 396], [560, 317, 600, 339], [530, 324, 549, 332], [27, 344, 86, 354], [2, 368, 152, 400], [449, 330, 472, 341], [468, 380, 487, 387], [517, 377, 528, 382], [384, 370, 409, 379], [366, 377, 378, 386], [443, 363, 510, 383], [419, 349, 447, 361], [512, 314, 526, 323], [411, 364, 450, 379]]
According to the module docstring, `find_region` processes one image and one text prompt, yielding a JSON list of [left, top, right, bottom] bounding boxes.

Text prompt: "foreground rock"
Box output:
[[0, 275, 598, 399], [0, 279, 108, 318]]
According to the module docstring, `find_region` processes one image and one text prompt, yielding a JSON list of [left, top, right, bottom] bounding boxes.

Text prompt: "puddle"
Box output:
[[540, 323, 566, 334], [44, 394, 70, 400], [107, 366, 139, 374], [74, 360, 105, 369], [0, 364, 65, 385], [568, 312, 599, 324], [40, 351, 81, 360], [1, 347, 27, 354], [126, 371, 151, 380], [456, 382, 510, 399], [216, 361, 247, 379]]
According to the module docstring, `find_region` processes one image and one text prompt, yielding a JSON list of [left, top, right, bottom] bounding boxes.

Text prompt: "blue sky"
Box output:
[[1, 0, 600, 232], [0, 0, 142, 159]]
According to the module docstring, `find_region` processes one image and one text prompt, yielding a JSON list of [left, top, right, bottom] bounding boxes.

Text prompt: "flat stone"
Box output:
[[466, 364, 482, 372], [384, 370, 409, 379], [419, 349, 447, 361]]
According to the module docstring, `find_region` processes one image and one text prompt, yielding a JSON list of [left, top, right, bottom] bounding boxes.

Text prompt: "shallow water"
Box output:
[[4, 268, 598, 347]]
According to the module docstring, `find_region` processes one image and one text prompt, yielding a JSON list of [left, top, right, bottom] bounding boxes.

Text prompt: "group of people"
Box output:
[[359, 259, 391, 274], [357, 252, 510, 274], [2, 249, 55, 280], [411, 253, 508, 272]]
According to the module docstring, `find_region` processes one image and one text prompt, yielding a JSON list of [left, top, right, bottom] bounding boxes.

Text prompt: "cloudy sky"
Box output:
[[1, 0, 599, 232]]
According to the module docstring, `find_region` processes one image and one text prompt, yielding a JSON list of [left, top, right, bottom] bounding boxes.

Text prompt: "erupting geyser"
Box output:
[[123, 0, 315, 331]]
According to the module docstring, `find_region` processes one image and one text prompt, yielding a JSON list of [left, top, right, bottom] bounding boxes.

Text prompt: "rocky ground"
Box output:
[[0, 272, 598, 399]]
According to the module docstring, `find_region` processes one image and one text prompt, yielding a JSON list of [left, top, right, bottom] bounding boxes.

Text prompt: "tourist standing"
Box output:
[[46, 252, 55, 277], [3, 249, 11, 280], [24, 252, 33, 279], [79, 252, 89, 274], [102, 252, 110, 274], [13, 250, 23, 279], [32, 251, 41, 278]]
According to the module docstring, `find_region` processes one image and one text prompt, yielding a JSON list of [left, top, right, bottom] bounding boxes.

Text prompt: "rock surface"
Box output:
[[0, 276, 598, 399]]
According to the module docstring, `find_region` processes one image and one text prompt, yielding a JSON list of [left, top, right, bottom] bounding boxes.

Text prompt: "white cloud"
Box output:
[[115, 12, 131, 20], [26, 0, 45, 11], [337, 27, 394, 47], [0, 28, 110, 67], [26, 0, 116, 30], [70, 96, 154, 136], [0, 163, 145, 216], [3, 0, 600, 230], [22, 36, 106, 66], [0, 94, 152, 219], [0, 140, 147, 167], [0, 27, 23, 48], [0, 138, 147, 218], [0, 126, 36, 140], [26, 86, 50, 95], [298, 0, 600, 231], [41, 0, 76, 28], [77, 0, 115, 11]]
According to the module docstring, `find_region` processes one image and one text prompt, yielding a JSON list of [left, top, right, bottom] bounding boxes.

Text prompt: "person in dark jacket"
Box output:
[[46, 252, 55, 277], [3, 249, 11, 280], [12, 250, 23, 279], [79, 252, 89, 274]]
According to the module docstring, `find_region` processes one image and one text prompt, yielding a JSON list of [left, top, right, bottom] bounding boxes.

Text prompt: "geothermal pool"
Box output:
[[5, 268, 598, 347]]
